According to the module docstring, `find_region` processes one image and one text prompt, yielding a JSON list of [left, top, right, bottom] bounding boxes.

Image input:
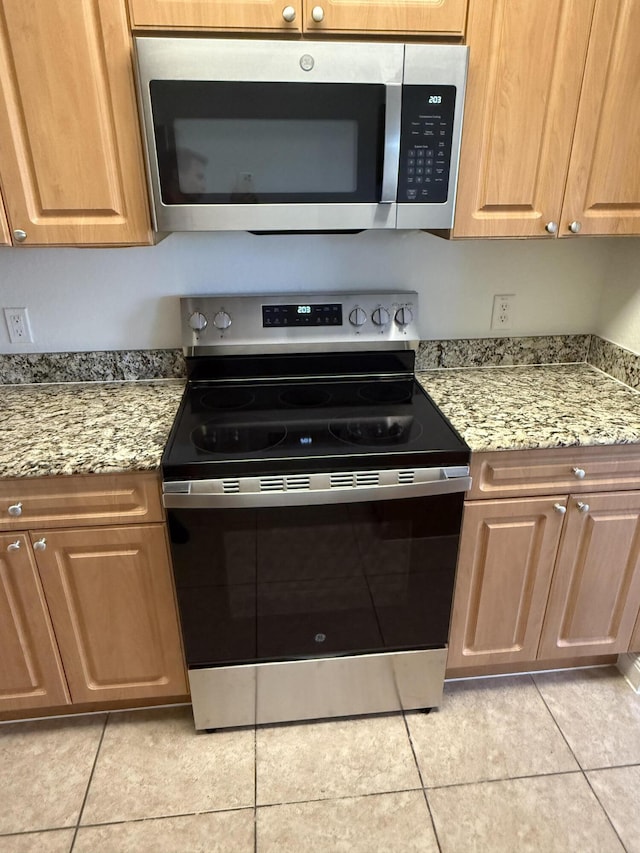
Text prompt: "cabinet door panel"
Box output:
[[0, 191, 10, 245], [128, 0, 301, 31], [0, 0, 151, 246], [447, 497, 566, 669], [0, 533, 70, 712], [630, 610, 640, 653], [539, 491, 640, 658], [561, 0, 640, 236], [34, 525, 187, 704], [453, 0, 594, 238], [302, 0, 467, 35]]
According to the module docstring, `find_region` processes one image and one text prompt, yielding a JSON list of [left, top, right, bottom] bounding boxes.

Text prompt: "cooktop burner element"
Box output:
[[200, 387, 255, 410], [191, 423, 287, 454], [330, 416, 421, 446], [357, 381, 414, 405], [279, 386, 333, 408]]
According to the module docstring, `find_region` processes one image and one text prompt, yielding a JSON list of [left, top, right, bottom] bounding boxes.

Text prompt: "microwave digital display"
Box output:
[[263, 304, 343, 327]]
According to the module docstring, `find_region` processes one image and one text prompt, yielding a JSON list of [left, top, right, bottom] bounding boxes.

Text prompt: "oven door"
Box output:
[[167, 490, 464, 669], [134, 38, 403, 232]]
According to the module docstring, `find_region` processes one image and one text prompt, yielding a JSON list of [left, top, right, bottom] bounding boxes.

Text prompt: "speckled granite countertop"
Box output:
[[1, 363, 639, 479], [0, 381, 185, 479], [418, 364, 640, 453]]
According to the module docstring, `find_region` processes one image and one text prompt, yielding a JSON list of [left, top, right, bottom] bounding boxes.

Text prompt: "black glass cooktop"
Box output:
[[162, 374, 469, 480]]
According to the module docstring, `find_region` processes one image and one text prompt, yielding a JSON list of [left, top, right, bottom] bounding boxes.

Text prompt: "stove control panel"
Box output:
[[181, 291, 420, 351]]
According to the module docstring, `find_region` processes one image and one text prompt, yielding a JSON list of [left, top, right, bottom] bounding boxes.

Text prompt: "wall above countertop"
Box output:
[[0, 231, 620, 354]]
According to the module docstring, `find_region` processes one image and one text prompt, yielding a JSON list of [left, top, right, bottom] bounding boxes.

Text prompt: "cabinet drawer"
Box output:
[[468, 446, 640, 500], [0, 472, 163, 531]]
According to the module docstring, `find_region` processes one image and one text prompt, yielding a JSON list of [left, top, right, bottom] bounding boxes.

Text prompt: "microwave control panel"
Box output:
[[398, 86, 457, 204]]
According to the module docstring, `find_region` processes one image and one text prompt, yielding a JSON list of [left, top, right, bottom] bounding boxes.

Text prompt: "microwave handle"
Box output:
[[380, 84, 402, 204]]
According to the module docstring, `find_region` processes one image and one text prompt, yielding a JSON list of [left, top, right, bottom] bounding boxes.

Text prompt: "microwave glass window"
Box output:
[[173, 119, 358, 196], [150, 81, 384, 205]]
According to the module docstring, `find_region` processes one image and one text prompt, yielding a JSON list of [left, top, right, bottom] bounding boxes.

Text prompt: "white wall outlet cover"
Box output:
[[4, 307, 33, 344]]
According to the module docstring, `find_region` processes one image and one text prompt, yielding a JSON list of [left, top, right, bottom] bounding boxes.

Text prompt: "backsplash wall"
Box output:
[[0, 231, 617, 354]]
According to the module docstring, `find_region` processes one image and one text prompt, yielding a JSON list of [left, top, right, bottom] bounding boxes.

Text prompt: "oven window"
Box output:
[[168, 493, 463, 668], [149, 81, 385, 204]]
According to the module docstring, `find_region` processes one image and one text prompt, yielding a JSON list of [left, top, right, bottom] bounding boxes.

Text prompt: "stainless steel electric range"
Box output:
[[162, 291, 470, 730]]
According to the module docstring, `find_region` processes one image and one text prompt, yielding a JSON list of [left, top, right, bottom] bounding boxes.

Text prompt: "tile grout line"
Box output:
[[68, 713, 109, 852], [401, 712, 443, 853], [253, 725, 258, 853], [531, 677, 629, 853]]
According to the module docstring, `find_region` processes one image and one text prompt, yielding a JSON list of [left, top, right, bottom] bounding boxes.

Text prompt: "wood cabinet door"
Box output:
[[128, 0, 302, 31], [0, 191, 10, 246], [538, 491, 640, 659], [302, 0, 467, 36], [0, 0, 151, 246], [34, 525, 188, 704], [0, 533, 70, 712], [447, 497, 566, 670], [560, 0, 640, 236], [452, 0, 594, 238], [629, 610, 640, 653]]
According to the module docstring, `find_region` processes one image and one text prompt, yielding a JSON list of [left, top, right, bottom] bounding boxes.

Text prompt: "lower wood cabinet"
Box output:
[[0, 474, 188, 717], [448, 448, 640, 673]]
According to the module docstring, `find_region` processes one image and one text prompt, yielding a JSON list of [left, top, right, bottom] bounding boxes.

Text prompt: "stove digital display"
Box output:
[[263, 304, 343, 327]]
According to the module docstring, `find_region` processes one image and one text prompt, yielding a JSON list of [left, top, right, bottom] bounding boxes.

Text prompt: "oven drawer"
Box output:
[[0, 472, 164, 531], [468, 446, 640, 500]]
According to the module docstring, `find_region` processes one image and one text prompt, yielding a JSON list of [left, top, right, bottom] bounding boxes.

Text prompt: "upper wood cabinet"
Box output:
[[127, 0, 467, 36], [453, 0, 640, 239], [0, 0, 152, 247]]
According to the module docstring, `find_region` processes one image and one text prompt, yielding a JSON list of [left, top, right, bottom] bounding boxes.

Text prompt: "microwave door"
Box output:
[[134, 39, 404, 232]]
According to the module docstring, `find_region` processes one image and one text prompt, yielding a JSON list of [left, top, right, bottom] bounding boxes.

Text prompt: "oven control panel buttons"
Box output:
[[372, 307, 390, 326], [348, 307, 367, 327], [213, 310, 232, 330], [189, 311, 208, 332], [394, 307, 413, 327]]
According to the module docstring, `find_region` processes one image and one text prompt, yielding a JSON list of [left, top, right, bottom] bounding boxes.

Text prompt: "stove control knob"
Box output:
[[188, 312, 208, 332], [372, 307, 390, 327], [213, 311, 232, 330], [349, 307, 367, 327], [394, 307, 413, 327]]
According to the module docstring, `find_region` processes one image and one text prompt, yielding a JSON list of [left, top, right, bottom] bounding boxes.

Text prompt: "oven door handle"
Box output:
[[380, 83, 402, 204], [163, 466, 471, 509]]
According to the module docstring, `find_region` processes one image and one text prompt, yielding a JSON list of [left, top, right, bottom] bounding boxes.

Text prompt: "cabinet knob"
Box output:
[[553, 503, 567, 515], [13, 229, 27, 242], [32, 538, 47, 551], [576, 501, 590, 513], [8, 502, 22, 516], [311, 5, 325, 21], [7, 540, 21, 552], [568, 221, 582, 234], [282, 5, 296, 20], [572, 467, 586, 479], [545, 221, 558, 234]]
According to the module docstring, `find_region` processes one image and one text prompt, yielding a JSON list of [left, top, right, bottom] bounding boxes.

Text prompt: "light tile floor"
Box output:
[[1, 666, 639, 852]]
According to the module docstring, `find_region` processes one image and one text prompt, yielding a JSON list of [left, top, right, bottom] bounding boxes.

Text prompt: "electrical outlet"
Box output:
[[491, 294, 514, 330], [4, 307, 33, 344]]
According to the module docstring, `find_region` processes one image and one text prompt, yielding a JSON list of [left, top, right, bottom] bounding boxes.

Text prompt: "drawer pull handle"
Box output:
[[32, 538, 47, 551], [7, 540, 21, 552], [576, 501, 590, 513], [553, 503, 566, 515], [572, 467, 586, 479], [8, 502, 22, 516]]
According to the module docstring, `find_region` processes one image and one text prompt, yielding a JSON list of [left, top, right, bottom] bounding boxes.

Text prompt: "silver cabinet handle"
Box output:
[[32, 538, 47, 551], [282, 5, 296, 21], [545, 222, 558, 234], [572, 467, 586, 479], [8, 502, 22, 516], [311, 5, 324, 21], [13, 229, 27, 242], [576, 501, 590, 513], [553, 503, 567, 515], [568, 221, 582, 234], [7, 540, 21, 552]]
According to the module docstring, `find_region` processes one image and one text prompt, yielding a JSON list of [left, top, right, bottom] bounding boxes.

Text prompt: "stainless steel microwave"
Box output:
[[133, 38, 468, 233]]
